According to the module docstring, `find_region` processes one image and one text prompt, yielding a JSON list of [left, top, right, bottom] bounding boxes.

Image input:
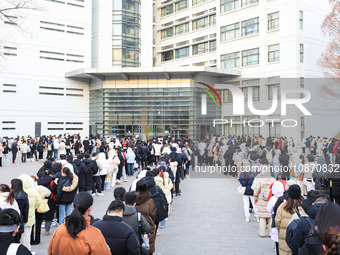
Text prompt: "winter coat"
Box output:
[[14, 191, 29, 224], [123, 205, 150, 245], [139, 145, 149, 160], [48, 215, 111, 255], [18, 174, 42, 227], [298, 235, 323, 255], [55, 175, 78, 205], [267, 181, 285, 243], [162, 172, 173, 204], [0, 233, 32, 255], [275, 201, 297, 255], [135, 192, 157, 254], [37, 175, 57, 221], [93, 215, 140, 255], [0, 192, 20, 214], [252, 175, 275, 218], [72, 159, 87, 190], [97, 154, 109, 176], [126, 149, 136, 164], [82, 158, 95, 191], [288, 202, 324, 255], [35, 185, 51, 215], [239, 171, 257, 196]]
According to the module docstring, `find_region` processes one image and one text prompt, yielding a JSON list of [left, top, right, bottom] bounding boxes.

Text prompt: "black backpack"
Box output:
[[151, 189, 168, 223], [91, 159, 99, 175]]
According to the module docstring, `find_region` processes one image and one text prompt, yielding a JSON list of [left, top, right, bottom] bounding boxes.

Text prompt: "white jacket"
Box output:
[[0, 192, 20, 214], [97, 153, 109, 175]]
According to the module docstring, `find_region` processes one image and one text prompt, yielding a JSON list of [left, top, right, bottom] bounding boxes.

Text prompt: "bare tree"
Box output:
[[318, 0, 340, 98], [0, 0, 41, 25]]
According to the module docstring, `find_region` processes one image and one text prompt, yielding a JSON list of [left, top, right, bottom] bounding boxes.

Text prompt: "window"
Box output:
[[66, 122, 83, 125], [3, 84, 16, 87], [300, 77, 304, 98], [241, 0, 258, 7], [175, 22, 189, 35], [175, 0, 187, 11], [268, 117, 281, 137], [2, 121, 15, 124], [48, 128, 64, 130], [268, 12, 279, 31], [48, 122, 63, 124], [66, 128, 83, 130], [3, 90, 16, 93], [221, 22, 240, 41], [161, 50, 174, 62], [252, 86, 260, 101], [192, 40, 216, 55], [175, 47, 189, 59], [66, 94, 83, 97], [192, 14, 215, 30], [220, 0, 239, 13], [66, 88, 83, 91], [242, 79, 259, 86], [300, 44, 304, 63], [268, 84, 280, 100], [241, 17, 259, 36], [161, 5, 173, 17], [223, 89, 233, 103], [2, 127, 15, 130], [161, 27, 173, 39], [242, 48, 259, 66], [301, 117, 305, 139], [268, 44, 280, 62], [39, 92, 64, 96], [299, 11, 303, 29], [39, 86, 64, 90], [242, 87, 248, 102], [221, 52, 240, 68]]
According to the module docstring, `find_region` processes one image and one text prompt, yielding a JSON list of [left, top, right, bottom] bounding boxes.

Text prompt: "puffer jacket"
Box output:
[[18, 174, 42, 227], [162, 172, 173, 204], [37, 175, 57, 221], [0, 192, 20, 213], [136, 192, 157, 254], [82, 158, 94, 191], [252, 174, 275, 218], [275, 201, 297, 255], [72, 159, 87, 191], [97, 154, 109, 176], [93, 215, 140, 255], [56, 175, 78, 205], [239, 171, 257, 196]]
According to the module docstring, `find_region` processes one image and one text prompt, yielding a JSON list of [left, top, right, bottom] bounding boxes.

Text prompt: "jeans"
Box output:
[[122, 166, 127, 180], [2, 154, 9, 164], [159, 218, 166, 228], [12, 151, 17, 163], [242, 195, 258, 219], [92, 176, 102, 193], [45, 220, 52, 232], [127, 163, 134, 176], [53, 149, 59, 160], [21, 153, 27, 163], [59, 203, 72, 224]]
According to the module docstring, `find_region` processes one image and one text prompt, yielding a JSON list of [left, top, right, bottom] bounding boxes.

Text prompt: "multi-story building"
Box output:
[[1, 0, 338, 140]]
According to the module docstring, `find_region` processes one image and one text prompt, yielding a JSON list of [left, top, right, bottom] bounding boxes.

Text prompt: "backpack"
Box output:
[[26, 144, 31, 153], [91, 159, 99, 175], [286, 213, 313, 249], [181, 149, 188, 162], [265, 149, 273, 164], [151, 189, 168, 222], [260, 179, 273, 201]]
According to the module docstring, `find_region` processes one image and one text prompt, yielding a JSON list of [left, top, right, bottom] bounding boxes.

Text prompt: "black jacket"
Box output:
[[72, 159, 87, 190], [93, 215, 140, 255], [299, 235, 323, 255], [139, 145, 149, 160], [11, 143, 18, 153], [14, 191, 29, 235], [82, 158, 95, 191], [55, 176, 78, 205], [0, 233, 32, 255], [83, 139, 90, 150], [37, 143, 44, 153]]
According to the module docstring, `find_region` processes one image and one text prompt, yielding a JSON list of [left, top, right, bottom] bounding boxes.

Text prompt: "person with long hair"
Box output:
[[0, 208, 32, 255], [299, 202, 340, 255], [275, 184, 303, 255], [48, 192, 110, 255], [56, 167, 78, 225], [10, 179, 29, 243], [0, 184, 19, 213], [323, 225, 340, 255]]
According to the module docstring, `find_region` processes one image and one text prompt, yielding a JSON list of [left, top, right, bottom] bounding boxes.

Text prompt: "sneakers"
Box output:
[[92, 193, 97, 197], [245, 218, 250, 223], [256, 218, 260, 223], [97, 193, 104, 196], [45, 230, 50, 236], [124, 179, 128, 182]]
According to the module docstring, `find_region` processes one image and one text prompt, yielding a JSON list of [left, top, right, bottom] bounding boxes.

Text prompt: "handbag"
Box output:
[[37, 198, 50, 213], [137, 212, 150, 254], [238, 185, 246, 195], [290, 166, 295, 177]]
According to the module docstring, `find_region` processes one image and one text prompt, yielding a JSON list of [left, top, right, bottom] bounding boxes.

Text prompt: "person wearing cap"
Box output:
[[303, 154, 316, 193], [0, 208, 32, 255], [275, 184, 303, 255]]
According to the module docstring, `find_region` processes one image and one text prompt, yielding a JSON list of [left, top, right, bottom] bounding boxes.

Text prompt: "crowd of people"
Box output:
[[1, 133, 340, 255], [0, 134, 192, 255]]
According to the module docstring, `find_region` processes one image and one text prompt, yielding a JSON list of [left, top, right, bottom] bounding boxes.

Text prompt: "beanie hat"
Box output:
[[302, 198, 314, 212], [288, 184, 301, 200]]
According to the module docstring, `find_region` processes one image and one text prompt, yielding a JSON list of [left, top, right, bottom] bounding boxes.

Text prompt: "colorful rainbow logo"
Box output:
[[197, 82, 223, 106]]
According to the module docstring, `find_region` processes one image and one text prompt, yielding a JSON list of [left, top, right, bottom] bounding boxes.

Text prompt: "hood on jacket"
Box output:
[[37, 175, 54, 187], [272, 181, 285, 197], [62, 174, 79, 192], [306, 203, 322, 219], [143, 176, 156, 189], [18, 174, 34, 190], [154, 176, 164, 183], [123, 205, 137, 216], [136, 192, 151, 205], [83, 158, 92, 165], [73, 159, 82, 166], [137, 170, 147, 180], [14, 190, 28, 200]]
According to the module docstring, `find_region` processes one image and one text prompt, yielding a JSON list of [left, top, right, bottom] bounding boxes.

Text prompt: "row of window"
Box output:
[[48, 122, 83, 125], [161, 0, 188, 17], [161, 14, 215, 39], [47, 128, 83, 130], [45, 0, 85, 8], [40, 50, 84, 62], [40, 21, 84, 35], [220, 0, 258, 13], [161, 40, 216, 61]]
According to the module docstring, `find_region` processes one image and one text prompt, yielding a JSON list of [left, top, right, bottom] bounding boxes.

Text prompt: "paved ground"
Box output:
[[0, 154, 274, 255]]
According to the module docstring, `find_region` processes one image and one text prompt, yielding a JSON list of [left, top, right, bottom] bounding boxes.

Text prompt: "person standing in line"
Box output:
[[0, 143, 3, 167], [126, 147, 136, 177], [48, 192, 111, 255], [37, 141, 45, 161], [2, 142, 10, 165], [53, 137, 60, 160], [12, 139, 18, 164], [19, 140, 28, 163], [322, 225, 340, 255]]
